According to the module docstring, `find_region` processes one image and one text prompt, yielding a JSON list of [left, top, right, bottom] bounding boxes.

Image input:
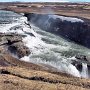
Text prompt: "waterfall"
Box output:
[[81, 63, 88, 78], [0, 10, 90, 78]]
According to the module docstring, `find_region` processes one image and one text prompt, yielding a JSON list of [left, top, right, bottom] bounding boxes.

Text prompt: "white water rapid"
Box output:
[[81, 63, 88, 78]]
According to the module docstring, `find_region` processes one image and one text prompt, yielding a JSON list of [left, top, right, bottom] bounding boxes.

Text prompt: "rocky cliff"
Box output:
[[24, 13, 90, 48]]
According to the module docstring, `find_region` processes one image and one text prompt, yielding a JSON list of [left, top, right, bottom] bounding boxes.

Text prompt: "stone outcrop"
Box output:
[[0, 33, 30, 58], [70, 55, 90, 77], [24, 13, 90, 48]]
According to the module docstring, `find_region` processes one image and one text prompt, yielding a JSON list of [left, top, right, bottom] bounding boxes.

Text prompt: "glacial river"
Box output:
[[0, 10, 90, 78]]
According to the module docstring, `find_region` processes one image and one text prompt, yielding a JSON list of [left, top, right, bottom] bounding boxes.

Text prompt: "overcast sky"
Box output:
[[0, 0, 90, 2]]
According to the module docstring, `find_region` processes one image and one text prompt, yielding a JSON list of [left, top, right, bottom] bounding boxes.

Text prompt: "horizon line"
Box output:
[[0, 1, 90, 3]]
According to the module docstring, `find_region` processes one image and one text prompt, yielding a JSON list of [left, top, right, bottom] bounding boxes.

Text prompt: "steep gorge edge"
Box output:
[[24, 13, 90, 48], [24, 13, 90, 75]]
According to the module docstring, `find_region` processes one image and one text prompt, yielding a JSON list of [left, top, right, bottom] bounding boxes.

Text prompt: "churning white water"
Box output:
[[81, 63, 88, 78], [0, 10, 90, 78]]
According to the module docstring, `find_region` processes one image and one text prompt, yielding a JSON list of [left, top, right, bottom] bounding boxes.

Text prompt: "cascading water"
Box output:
[[0, 10, 90, 78], [81, 63, 89, 78]]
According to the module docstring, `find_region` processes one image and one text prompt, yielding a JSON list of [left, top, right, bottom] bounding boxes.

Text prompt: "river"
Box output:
[[0, 10, 90, 78]]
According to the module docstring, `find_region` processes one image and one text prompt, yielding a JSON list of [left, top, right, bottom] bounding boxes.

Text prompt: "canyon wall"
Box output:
[[24, 13, 90, 48]]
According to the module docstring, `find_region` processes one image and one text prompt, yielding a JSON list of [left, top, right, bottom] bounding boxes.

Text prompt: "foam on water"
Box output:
[[21, 55, 81, 77], [81, 63, 89, 78]]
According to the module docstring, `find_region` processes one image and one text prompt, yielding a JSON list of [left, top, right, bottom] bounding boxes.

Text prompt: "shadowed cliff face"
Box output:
[[24, 13, 90, 48]]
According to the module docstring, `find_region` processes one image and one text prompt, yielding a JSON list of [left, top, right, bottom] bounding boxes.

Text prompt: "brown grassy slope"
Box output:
[[0, 54, 90, 89], [0, 66, 90, 90], [1, 3, 90, 20], [0, 74, 87, 90]]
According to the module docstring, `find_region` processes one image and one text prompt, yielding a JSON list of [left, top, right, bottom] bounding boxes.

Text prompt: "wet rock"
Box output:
[[75, 55, 88, 62], [75, 55, 90, 65], [9, 25, 23, 31], [11, 43, 30, 58], [71, 60, 82, 72], [71, 55, 90, 74]]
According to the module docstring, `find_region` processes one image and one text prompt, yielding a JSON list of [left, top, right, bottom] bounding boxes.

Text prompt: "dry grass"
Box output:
[[0, 54, 90, 90], [0, 66, 90, 90], [1, 3, 90, 20]]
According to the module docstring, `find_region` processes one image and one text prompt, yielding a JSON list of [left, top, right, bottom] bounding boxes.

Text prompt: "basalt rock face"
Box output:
[[24, 13, 90, 48]]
